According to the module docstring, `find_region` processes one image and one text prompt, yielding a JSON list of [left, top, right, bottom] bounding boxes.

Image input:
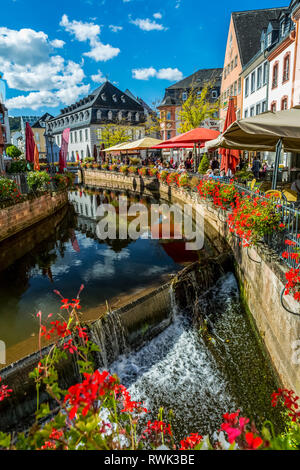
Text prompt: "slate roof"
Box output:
[[31, 113, 53, 128], [166, 68, 223, 90], [53, 81, 144, 120], [232, 8, 286, 66]]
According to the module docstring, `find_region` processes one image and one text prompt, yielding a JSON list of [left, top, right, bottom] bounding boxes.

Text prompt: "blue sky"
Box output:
[[1, 0, 288, 117]]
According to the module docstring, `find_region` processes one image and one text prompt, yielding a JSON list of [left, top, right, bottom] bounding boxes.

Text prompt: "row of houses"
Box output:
[[158, 0, 300, 148]]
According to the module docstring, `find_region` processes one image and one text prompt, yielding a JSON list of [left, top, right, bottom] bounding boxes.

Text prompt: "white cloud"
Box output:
[[6, 84, 90, 110], [60, 14, 120, 62], [132, 67, 183, 81], [0, 27, 51, 66], [109, 25, 123, 33], [130, 18, 167, 31], [60, 14, 100, 45], [51, 39, 65, 48], [153, 13, 162, 19], [175, 0, 181, 8], [156, 67, 183, 81], [91, 69, 106, 83], [84, 42, 120, 61], [132, 67, 157, 80]]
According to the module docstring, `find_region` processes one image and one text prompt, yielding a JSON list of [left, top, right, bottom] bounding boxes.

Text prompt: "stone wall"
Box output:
[[0, 191, 69, 243], [82, 170, 300, 395]]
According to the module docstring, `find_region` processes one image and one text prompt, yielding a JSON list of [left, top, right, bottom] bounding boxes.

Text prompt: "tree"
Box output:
[[144, 114, 161, 138], [178, 81, 220, 134], [198, 153, 210, 174], [6, 145, 22, 159], [98, 124, 134, 149]]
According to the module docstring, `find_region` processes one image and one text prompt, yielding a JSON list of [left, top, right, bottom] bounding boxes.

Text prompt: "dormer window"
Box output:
[[267, 33, 272, 47], [97, 110, 102, 120], [128, 112, 132, 121], [112, 94, 117, 103], [121, 95, 126, 103], [182, 92, 187, 101], [108, 111, 112, 120], [135, 112, 139, 122], [101, 93, 106, 101]]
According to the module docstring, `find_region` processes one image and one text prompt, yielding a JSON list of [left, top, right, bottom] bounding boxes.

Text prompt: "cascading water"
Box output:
[[106, 273, 283, 442]]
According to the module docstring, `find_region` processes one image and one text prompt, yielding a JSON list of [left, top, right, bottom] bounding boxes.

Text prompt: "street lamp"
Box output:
[[45, 130, 55, 174]]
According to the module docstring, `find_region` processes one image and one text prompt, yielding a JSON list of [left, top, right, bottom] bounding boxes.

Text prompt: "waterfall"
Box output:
[[89, 311, 129, 369]]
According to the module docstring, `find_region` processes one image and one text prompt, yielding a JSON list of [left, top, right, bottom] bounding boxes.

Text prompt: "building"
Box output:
[[31, 113, 53, 159], [158, 68, 222, 140], [221, 8, 284, 126], [0, 74, 11, 148], [11, 131, 23, 151], [267, 2, 298, 112], [292, 1, 300, 105], [46, 81, 146, 162]]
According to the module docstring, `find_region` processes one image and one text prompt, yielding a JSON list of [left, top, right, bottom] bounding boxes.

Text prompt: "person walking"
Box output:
[[252, 156, 261, 180]]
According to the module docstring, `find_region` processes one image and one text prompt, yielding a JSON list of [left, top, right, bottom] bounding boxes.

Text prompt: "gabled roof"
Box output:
[[54, 81, 144, 120], [232, 7, 286, 66], [167, 68, 223, 90], [31, 112, 53, 128]]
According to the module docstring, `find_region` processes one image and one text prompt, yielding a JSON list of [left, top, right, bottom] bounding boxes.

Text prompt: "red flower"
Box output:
[[0, 376, 12, 402], [180, 433, 203, 450], [63, 339, 78, 354], [245, 432, 263, 450]]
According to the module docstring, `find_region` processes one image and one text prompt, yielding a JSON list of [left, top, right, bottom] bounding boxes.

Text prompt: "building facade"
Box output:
[[158, 68, 222, 140], [31, 113, 53, 159], [46, 81, 146, 162], [221, 8, 284, 127], [0, 75, 11, 149]]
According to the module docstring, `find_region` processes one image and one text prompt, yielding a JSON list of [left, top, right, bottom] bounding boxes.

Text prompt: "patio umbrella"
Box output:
[[59, 128, 70, 173], [25, 122, 35, 163], [220, 98, 240, 175], [33, 144, 40, 171], [93, 144, 98, 161]]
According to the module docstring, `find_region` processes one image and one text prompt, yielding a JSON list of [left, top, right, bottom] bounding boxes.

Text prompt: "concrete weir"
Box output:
[[0, 254, 231, 432]]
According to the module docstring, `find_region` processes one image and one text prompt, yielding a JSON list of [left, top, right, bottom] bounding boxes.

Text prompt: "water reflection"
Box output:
[[0, 187, 208, 355]]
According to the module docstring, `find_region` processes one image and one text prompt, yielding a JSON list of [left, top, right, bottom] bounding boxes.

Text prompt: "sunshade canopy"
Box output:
[[154, 127, 220, 150], [207, 106, 300, 153], [151, 142, 195, 149], [105, 137, 162, 152]]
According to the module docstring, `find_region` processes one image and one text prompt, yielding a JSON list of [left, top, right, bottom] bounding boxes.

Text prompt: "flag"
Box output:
[[59, 128, 70, 173], [34, 144, 40, 171], [25, 122, 35, 163]]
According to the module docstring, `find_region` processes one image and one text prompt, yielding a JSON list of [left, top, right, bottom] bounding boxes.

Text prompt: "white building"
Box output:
[[46, 81, 146, 162]]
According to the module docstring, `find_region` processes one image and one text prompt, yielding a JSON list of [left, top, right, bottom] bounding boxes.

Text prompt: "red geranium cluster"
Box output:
[[180, 433, 203, 450], [143, 420, 172, 438], [220, 410, 263, 450], [271, 389, 300, 423], [0, 376, 12, 402], [197, 180, 238, 211], [41, 320, 71, 341], [64, 370, 116, 419], [166, 172, 179, 186]]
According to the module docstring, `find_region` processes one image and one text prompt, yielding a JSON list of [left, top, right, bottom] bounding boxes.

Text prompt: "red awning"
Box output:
[[153, 127, 220, 150], [151, 142, 195, 149]]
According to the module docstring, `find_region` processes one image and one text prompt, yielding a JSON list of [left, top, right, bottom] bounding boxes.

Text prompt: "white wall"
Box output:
[[243, 60, 269, 118], [268, 42, 295, 111]]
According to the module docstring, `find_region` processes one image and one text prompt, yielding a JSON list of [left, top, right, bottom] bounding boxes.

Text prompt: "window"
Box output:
[[233, 81, 237, 96], [74, 131, 77, 143], [97, 110, 102, 120], [256, 103, 261, 115], [81, 150, 84, 159], [283, 54, 290, 82], [263, 62, 268, 85], [35, 132, 40, 141], [135, 113, 139, 122], [250, 106, 255, 117], [257, 66, 262, 89], [37, 144, 41, 151], [262, 101, 267, 112], [182, 92, 187, 101], [212, 90, 218, 99], [167, 112, 171, 120], [267, 33, 272, 47], [271, 101, 277, 112], [238, 78, 241, 95], [79, 130, 82, 142], [234, 55, 238, 68], [251, 72, 256, 93], [70, 133, 73, 144], [272, 63, 278, 88], [85, 129, 88, 141], [97, 129, 102, 139], [108, 111, 112, 120], [244, 109, 249, 118], [167, 131, 171, 140], [281, 97, 288, 110]]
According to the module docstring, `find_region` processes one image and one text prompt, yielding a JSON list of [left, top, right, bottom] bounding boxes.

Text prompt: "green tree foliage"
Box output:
[[178, 82, 220, 134], [8, 117, 21, 132], [6, 145, 22, 159], [99, 124, 133, 149], [198, 153, 210, 174]]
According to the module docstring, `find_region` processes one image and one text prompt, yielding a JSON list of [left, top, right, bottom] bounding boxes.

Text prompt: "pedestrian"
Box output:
[[252, 156, 261, 180]]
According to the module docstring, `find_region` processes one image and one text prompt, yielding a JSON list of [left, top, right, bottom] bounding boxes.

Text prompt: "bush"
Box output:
[[6, 145, 22, 159], [158, 170, 169, 182], [128, 166, 138, 174], [0, 177, 21, 203], [101, 163, 109, 170], [7, 159, 32, 174], [148, 168, 158, 177], [129, 157, 140, 165], [109, 164, 118, 171], [198, 154, 210, 174], [119, 165, 128, 174], [178, 174, 190, 188], [138, 168, 147, 176], [27, 171, 50, 192]]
